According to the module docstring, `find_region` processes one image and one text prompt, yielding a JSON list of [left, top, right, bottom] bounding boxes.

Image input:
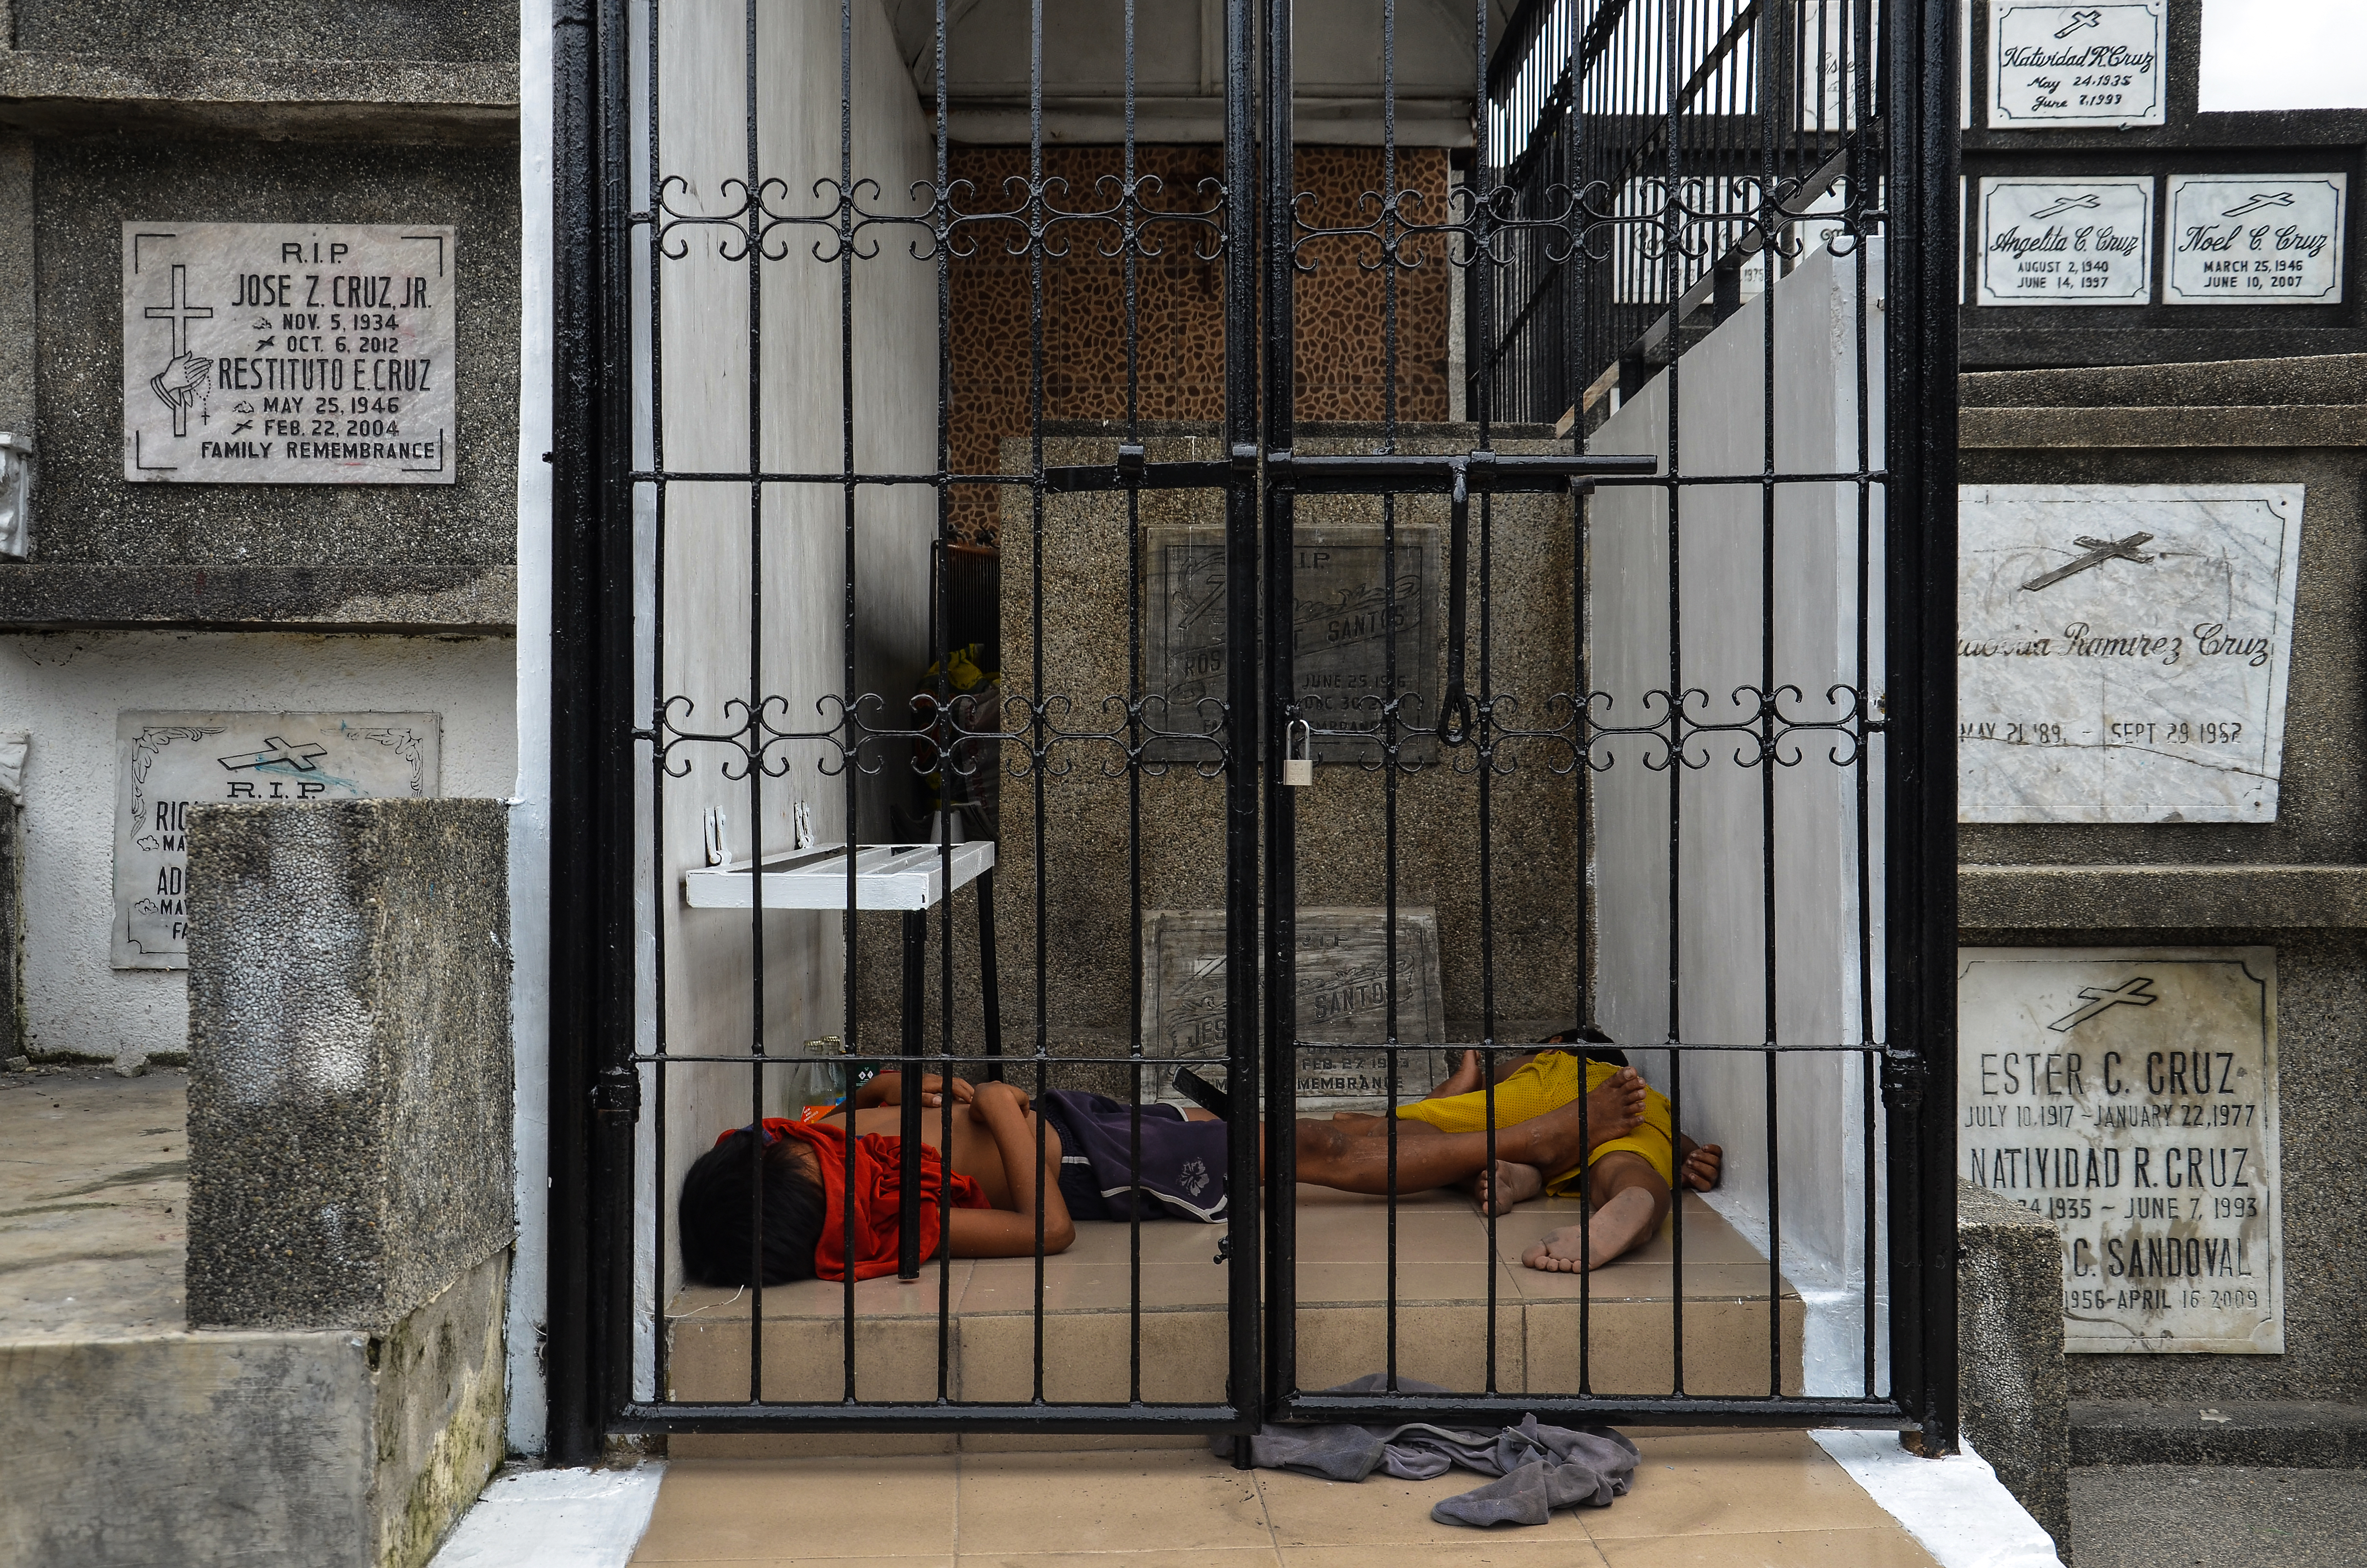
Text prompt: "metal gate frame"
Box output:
[[546, 0, 1961, 1465]]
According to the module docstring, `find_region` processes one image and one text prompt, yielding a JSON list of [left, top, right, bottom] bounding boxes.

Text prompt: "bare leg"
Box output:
[[1289, 1069, 1648, 1195], [1521, 1151, 1670, 1272]]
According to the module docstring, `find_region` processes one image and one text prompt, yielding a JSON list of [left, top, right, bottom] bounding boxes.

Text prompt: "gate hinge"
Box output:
[[592, 1064, 642, 1120]]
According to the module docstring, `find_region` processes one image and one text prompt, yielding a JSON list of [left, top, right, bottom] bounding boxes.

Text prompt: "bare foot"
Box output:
[[1506, 1068, 1646, 1175], [1582, 1067, 1649, 1150], [1430, 1049, 1484, 1098], [1522, 1187, 1659, 1272], [1465, 1159, 1543, 1216], [1680, 1140, 1723, 1191]]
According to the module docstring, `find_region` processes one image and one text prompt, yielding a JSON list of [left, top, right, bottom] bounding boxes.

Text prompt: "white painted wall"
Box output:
[[0, 632, 517, 1068], [1587, 240, 1889, 1396], [631, 0, 940, 1396]]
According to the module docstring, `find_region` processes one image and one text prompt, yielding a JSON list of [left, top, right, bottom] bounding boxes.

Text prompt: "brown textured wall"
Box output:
[[947, 145, 1452, 542]]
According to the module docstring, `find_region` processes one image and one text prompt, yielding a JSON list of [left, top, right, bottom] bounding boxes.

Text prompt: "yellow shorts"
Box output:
[[1394, 1051, 1673, 1194]]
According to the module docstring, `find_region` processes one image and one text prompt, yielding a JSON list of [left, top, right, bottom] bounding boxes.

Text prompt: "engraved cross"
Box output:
[[144, 264, 214, 437], [2047, 976, 2157, 1033], [2021, 531, 2156, 593]]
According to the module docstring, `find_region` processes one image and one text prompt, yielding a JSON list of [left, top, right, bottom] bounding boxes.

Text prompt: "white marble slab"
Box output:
[[2165, 174, 2346, 306], [113, 711, 440, 969], [122, 223, 456, 483], [1975, 177, 2154, 305], [1958, 947, 2283, 1355], [1144, 906, 1446, 1106], [1988, 1, 2166, 127], [1958, 485, 2304, 823]]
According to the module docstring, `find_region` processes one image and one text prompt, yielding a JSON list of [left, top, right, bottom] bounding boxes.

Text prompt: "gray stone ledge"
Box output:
[[0, 563, 516, 632], [0, 52, 518, 142], [2071, 1399, 2367, 1469], [1960, 864, 2367, 931], [1959, 1181, 2070, 1551], [1961, 405, 2367, 450]]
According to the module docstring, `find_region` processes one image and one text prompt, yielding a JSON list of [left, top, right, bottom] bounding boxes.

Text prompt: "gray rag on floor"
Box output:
[[1212, 1375, 1640, 1527]]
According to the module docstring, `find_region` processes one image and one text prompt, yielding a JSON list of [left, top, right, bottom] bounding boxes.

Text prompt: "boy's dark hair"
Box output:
[[1541, 1022, 1628, 1068], [677, 1128, 827, 1287]]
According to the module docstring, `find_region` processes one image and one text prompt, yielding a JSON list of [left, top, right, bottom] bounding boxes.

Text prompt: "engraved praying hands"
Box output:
[[2021, 531, 2156, 593]]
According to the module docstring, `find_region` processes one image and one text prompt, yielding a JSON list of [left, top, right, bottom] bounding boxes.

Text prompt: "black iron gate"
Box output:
[[549, 0, 1960, 1463]]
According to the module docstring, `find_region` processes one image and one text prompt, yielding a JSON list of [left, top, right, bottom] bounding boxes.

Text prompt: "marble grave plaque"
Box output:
[[1146, 525, 1440, 763], [114, 711, 441, 969], [123, 223, 456, 483], [1144, 907, 1447, 1105], [1976, 177, 2153, 305], [2165, 175, 2346, 306], [1988, 2, 2165, 127], [1958, 485, 2303, 823], [1958, 948, 2283, 1354]]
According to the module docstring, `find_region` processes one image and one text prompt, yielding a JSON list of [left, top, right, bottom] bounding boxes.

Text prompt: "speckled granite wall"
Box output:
[[184, 797, 512, 1330], [4, 135, 520, 630]]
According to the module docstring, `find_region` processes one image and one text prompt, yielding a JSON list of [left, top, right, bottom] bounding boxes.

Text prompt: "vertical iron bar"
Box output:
[[1222, 0, 1263, 1446], [1261, 0, 1300, 1420], [1888, 0, 1963, 1456], [1380, 0, 1400, 1398], [1661, 0, 1686, 1401], [1027, 0, 1050, 1407], [1124, 0, 1146, 1410], [1756, 0, 1784, 1400], [899, 908, 927, 1280], [642, 0, 671, 1413], [742, 0, 771, 1405], [932, 0, 957, 1403], [979, 869, 1003, 1078]]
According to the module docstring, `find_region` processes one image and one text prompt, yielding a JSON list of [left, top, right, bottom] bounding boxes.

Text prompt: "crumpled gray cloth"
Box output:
[[1212, 1374, 1640, 1527]]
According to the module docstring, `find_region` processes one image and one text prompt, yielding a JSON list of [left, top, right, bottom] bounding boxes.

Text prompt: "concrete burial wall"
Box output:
[[1959, 355, 2367, 1434]]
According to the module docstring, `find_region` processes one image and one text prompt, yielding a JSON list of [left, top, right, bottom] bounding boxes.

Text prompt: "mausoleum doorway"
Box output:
[[545, 0, 1963, 1464]]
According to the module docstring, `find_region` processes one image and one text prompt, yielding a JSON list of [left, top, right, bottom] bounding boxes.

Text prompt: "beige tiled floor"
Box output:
[[628, 1432, 1940, 1567]]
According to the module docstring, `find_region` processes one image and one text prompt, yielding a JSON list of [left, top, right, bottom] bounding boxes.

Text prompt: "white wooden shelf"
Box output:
[[681, 841, 995, 912]]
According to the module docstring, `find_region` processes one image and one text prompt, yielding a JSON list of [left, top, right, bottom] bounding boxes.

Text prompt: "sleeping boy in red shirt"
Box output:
[[677, 1074, 1071, 1286]]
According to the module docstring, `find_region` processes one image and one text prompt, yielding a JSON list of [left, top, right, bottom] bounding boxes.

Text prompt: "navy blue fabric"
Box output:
[[1037, 1090, 1229, 1224]]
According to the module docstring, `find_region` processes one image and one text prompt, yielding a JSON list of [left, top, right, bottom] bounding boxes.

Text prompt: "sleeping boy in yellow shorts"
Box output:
[[1391, 1033, 1723, 1273]]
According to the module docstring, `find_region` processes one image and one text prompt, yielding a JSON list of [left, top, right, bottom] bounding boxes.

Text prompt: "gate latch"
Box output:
[[592, 1064, 642, 1120], [1282, 718, 1314, 787]]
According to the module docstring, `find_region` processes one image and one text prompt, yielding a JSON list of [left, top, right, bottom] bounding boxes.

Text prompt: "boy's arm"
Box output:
[[855, 1072, 973, 1109], [943, 1081, 1077, 1258]]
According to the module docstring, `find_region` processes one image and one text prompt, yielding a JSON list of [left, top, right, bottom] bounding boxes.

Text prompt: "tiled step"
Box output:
[[666, 1188, 1803, 1414]]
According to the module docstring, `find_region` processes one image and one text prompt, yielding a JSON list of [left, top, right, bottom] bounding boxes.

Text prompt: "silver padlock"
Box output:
[[1282, 719, 1314, 787]]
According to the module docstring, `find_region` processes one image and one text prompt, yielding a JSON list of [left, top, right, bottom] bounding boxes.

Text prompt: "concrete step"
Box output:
[[1, 1066, 507, 1568], [2071, 1400, 2367, 1469]]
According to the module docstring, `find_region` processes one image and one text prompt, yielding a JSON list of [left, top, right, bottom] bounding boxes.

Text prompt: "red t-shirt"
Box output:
[[725, 1118, 990, 1282]]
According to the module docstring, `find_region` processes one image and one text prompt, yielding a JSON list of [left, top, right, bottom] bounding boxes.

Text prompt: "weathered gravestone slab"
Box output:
[[1957, 484, 2303, 823], [1144, 906, 1446, 1104], [2164, 174, 2347, 306], [1145, 525, 1440, 763], [1987, 1, 2165, 128], [115, 711, 440, 969], [1975, 177, 2153, 305], [122, 222, 457, 483], [1958, 947, 2283, 1354]]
